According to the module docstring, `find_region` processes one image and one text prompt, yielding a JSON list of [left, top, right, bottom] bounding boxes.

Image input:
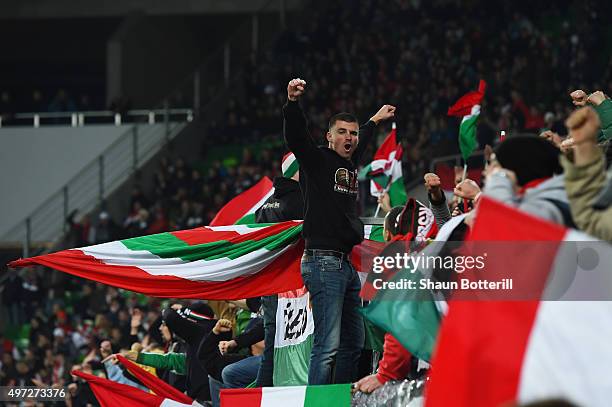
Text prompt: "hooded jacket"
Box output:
[[483, 173, 572, 226], [255, 177, 304, 223]]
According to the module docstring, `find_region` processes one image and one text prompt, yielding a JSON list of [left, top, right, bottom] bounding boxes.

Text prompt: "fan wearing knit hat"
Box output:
[[482, 134, 574, 227]]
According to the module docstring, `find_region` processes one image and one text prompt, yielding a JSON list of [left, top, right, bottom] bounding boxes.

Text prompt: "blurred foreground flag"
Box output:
[[72, 370, 200, 407], [9, 221, 304, 300], [220, 384, 350, 407], [359, 123, 407, 207], [210, 176, 274, 225], [117, 355, 193, 404], [426, 197, 612, 407], [447, 79, 486, 161]]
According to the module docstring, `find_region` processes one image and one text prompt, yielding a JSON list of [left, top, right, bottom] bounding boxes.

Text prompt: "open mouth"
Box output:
[[343, 143, 352, 153]]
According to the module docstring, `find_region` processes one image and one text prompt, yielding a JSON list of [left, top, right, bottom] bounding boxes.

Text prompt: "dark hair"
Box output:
[[384, 206, 410, 237], [328, 112, 358, 131]]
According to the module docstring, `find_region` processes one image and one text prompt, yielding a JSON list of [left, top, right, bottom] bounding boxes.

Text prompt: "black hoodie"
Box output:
[[255, 176, 304, 223]]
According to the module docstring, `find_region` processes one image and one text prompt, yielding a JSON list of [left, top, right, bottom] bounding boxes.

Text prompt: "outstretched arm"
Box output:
[[283, 78, 319, 168], [353, 105, 396, 164]]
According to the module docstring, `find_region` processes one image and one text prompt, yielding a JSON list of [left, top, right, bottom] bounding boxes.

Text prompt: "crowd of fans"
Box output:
[[1, 0, 612, 406]]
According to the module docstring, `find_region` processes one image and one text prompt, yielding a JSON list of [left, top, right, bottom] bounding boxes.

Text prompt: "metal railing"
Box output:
[[4, 111, 192, 252], [1, 108, 193, 128], [158, 0, 300, 116]]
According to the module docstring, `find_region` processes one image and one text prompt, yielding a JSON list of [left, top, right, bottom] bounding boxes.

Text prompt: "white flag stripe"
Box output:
[[274, 292, 314, 348], [79, 240, 299, 282], [261, 386, 307, 407], [518, 301, 612, 407], [159, 398, 197, 407], [244, 187, 275, 217]]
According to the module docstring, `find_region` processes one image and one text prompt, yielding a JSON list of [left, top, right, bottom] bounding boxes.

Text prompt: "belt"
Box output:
[[303, 249, 350, 262]]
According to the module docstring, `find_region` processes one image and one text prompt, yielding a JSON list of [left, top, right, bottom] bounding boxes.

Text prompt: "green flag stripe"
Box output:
[[459, 112, 479, 161], [283, 159, 299, 178], [121, 225, 302, 262], [362, 270, 440, 362], [236, 213, 256, 225], [389, 177, 407, 207], [304, 384, 351, 407]]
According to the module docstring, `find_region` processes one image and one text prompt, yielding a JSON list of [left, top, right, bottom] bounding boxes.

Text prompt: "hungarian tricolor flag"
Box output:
[[220, 384, 351, 407], [72, 370, 199, 407], [359, 123, 407, 207], [448, 79, 486, 161], [116, 355, 192, 404], [426, 197, 612, 407], [210, 176, 274, 226], [9, 221, 304, 300], [273, 286, 314, 386]]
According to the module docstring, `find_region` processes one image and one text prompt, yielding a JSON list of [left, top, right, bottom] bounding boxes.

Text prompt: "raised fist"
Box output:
[[454, 179, 481, 200], [370, 105, 396, 124], [423, 173, 441, 192], [570, 90, 588, 107], [565, 106, 601, 145], [423, 173, 443, 202], [213, 319, 233, 335], [587, 91, 606, 106], [287, 78, 306, 101]]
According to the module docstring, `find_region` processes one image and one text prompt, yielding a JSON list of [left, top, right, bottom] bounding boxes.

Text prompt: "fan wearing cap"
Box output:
[[283, 78, 396, 385], [253, 152, 304, 387], [482, 135, 573, 227]]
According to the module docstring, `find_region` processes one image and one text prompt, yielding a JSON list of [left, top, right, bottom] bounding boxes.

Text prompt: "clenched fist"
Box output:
[[213, 319, 233, 335], [570, 89, 588, 107], [454, 179, 481, 200], [287, 78, 306, 101], [423, 172, 443, 202], [587, 91, 607, 106], [565, 106, 601, 145], [370, 105, 396, 124]]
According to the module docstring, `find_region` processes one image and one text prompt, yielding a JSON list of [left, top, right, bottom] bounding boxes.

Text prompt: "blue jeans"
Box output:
[[221, 355, 262, 388], [255, 295, 277, 387], [300, 253, 364, 385], [210, 356, 262, 407]]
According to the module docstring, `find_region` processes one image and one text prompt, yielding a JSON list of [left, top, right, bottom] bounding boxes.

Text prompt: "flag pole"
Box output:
[[374, 203, 381, 217]]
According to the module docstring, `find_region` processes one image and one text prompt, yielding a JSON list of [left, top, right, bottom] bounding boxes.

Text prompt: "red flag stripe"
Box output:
[[11, 241, 304, 300], [220, 388, 263, 407], [117, 354, 193, 404], [425, 198, 567, 407], [209, 177, 273, 226]]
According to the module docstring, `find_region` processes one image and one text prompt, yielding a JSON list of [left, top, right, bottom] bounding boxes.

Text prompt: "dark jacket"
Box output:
[[283, 100, 376, 253], [162, 308, 216, 401], [255, 177, 304, 223]]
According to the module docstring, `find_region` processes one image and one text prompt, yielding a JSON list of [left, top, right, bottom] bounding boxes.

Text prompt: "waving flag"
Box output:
[[426, 197, 612, 407], [210, 177, 274, 226], [273, 286, 314, 386], [448, 79, 486, 161], [9, 221, 304, 300], [117, 355, 192, 404], [72, 370, 199, 407], [359, 123, 407, 207], [220, 384, 350, 407]]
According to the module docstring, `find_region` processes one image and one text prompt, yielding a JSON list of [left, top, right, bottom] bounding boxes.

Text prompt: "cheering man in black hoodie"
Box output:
[[283, 78, 395, 385]]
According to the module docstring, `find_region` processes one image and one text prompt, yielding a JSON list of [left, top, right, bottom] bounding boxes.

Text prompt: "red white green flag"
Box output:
[[448, 79, 486, 161], [9, 221, 304, 300], [72, 370, 199, 407], [210, 176, 274, 226], [425, 197, 612, 407], [359, 123, 407, 207], [220, 384, 351, 407]]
